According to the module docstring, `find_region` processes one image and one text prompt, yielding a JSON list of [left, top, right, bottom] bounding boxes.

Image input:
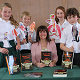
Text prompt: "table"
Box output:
[[0, 68, 7, 80], [1, 66, 80, 80]]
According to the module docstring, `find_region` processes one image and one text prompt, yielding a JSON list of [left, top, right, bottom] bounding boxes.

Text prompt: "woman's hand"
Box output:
[[36, 62, 45, 68], [0, 48, 9, 54], [49, 61, 56, 67]]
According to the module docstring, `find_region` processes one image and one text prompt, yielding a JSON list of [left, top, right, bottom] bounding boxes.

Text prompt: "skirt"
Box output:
[[0, 40, 20, 67]]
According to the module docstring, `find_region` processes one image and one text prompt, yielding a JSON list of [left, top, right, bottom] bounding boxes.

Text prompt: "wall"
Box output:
[[0, 0, 80, 31]]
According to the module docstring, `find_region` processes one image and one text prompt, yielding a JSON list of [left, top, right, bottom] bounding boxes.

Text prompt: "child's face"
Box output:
[[1, 6, 12, 21], [56, 9, 64, 21], [67, 15, 78, 25], [21, 15, 31, 27], [39, 30, 47, 40]]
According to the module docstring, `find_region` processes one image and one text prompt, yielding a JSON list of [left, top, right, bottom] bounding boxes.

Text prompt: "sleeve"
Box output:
[[31, 43, 36, 64], [60, 29, 66, 43], [16, 27, 20, 36], [51, 41, 58, 62], [31, 30, 36, 42], [18, 28, 25, 42]]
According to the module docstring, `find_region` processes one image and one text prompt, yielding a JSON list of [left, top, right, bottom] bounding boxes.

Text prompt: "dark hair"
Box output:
[[65, 7, 79, 19], [55, 6, 65, 24], [36, 25, 50, 43]]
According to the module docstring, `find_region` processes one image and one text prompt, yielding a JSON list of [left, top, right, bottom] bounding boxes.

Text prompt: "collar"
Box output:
[[70, 22, 78, 30], [19, 22, 30, 29], [58, 19, 66, 26], [0, 18, 10, 23]]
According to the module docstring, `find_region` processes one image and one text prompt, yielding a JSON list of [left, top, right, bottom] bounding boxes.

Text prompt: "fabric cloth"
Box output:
[[0, 18, 20, 67], [19, 22, 36, 50], [60, 22, 80, 53], [0, 40, 20, 67], [1, 66, 80, 80], [55, 19, 70, 43], [73, 53, 80, 65], [51, 20, 69, 65], [31, 41, 58, 65], [56, 43, 63, 65], [0, 18, 19, 41]]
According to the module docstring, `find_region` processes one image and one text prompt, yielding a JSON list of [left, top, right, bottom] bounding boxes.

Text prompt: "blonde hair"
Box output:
[[0, 3, 19, 28], [21, 11, 31, 19]]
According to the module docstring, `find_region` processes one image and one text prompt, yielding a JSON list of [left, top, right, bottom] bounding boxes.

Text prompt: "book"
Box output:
[[41, 51, 52, 66], [53, 69, 67, 77], [22, 72, 43, 78], [20, 50, 33, 71], [5, 55, 20, 75], [61, 51, 73, 69]]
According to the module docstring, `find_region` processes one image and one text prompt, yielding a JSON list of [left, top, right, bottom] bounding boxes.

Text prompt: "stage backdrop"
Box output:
[[0, 0, 80, 31]]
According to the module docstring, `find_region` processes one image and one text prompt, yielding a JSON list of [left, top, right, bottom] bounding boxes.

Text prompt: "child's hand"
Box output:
[[16, 44, 21, 50], [28, 35, 32, 43], [0, 48, 9, 54], [51, 39, 55, 42], [22, 39, 27, 43], [69, 46, 74, 52]]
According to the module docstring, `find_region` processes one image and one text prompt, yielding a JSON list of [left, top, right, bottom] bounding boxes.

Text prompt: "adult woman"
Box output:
[[31, 25, 58, 68]]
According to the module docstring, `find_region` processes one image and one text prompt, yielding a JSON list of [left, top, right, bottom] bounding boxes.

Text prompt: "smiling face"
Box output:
[[56, 9, 65, 21], [21, 15, 31, 27], [1, 6, 12, 21], [39, 30, 47, 40], [67, 15, 78, 25]]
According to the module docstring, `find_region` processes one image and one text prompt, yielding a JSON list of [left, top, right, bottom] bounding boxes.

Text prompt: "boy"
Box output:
[[60, 8, 80, 66], [19, 11, 36, 50]]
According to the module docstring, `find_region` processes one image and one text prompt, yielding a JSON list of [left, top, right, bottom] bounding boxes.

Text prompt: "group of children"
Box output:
[[52, 6, 80, 66], [0, 2, 80, 68], [0, 3, 36, 67]]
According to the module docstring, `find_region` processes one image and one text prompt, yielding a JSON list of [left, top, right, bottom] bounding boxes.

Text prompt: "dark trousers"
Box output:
[[56, 43, 63, 65], [73, 53, 80, 66]]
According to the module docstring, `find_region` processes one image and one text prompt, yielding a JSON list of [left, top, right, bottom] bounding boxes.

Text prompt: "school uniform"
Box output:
[[60, 22, 80, 65], [19, 22, 36, 50], [52, 19, 70, 65], [0, 18, 20, 67]]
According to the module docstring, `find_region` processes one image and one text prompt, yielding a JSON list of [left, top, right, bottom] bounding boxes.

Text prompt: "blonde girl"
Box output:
[[0, 3, 21, 67]]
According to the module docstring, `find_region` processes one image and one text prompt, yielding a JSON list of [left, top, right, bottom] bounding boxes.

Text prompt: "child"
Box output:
[[52, 6, 70, 65], [19, 11, 36, 50], [0, 3, 21, 67], [60, 7, 80, 66]]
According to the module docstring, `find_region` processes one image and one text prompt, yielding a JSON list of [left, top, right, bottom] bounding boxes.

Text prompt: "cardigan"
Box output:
[[31, 41, 58, 64]]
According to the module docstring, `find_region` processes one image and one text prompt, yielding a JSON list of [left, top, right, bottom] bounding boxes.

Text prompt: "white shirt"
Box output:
[[19, 22, 36, 50], [0, 18, 18, 47], [0, 18, 16, 40], [55, 19, 70, 43], [60, 22, 80, 53]]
